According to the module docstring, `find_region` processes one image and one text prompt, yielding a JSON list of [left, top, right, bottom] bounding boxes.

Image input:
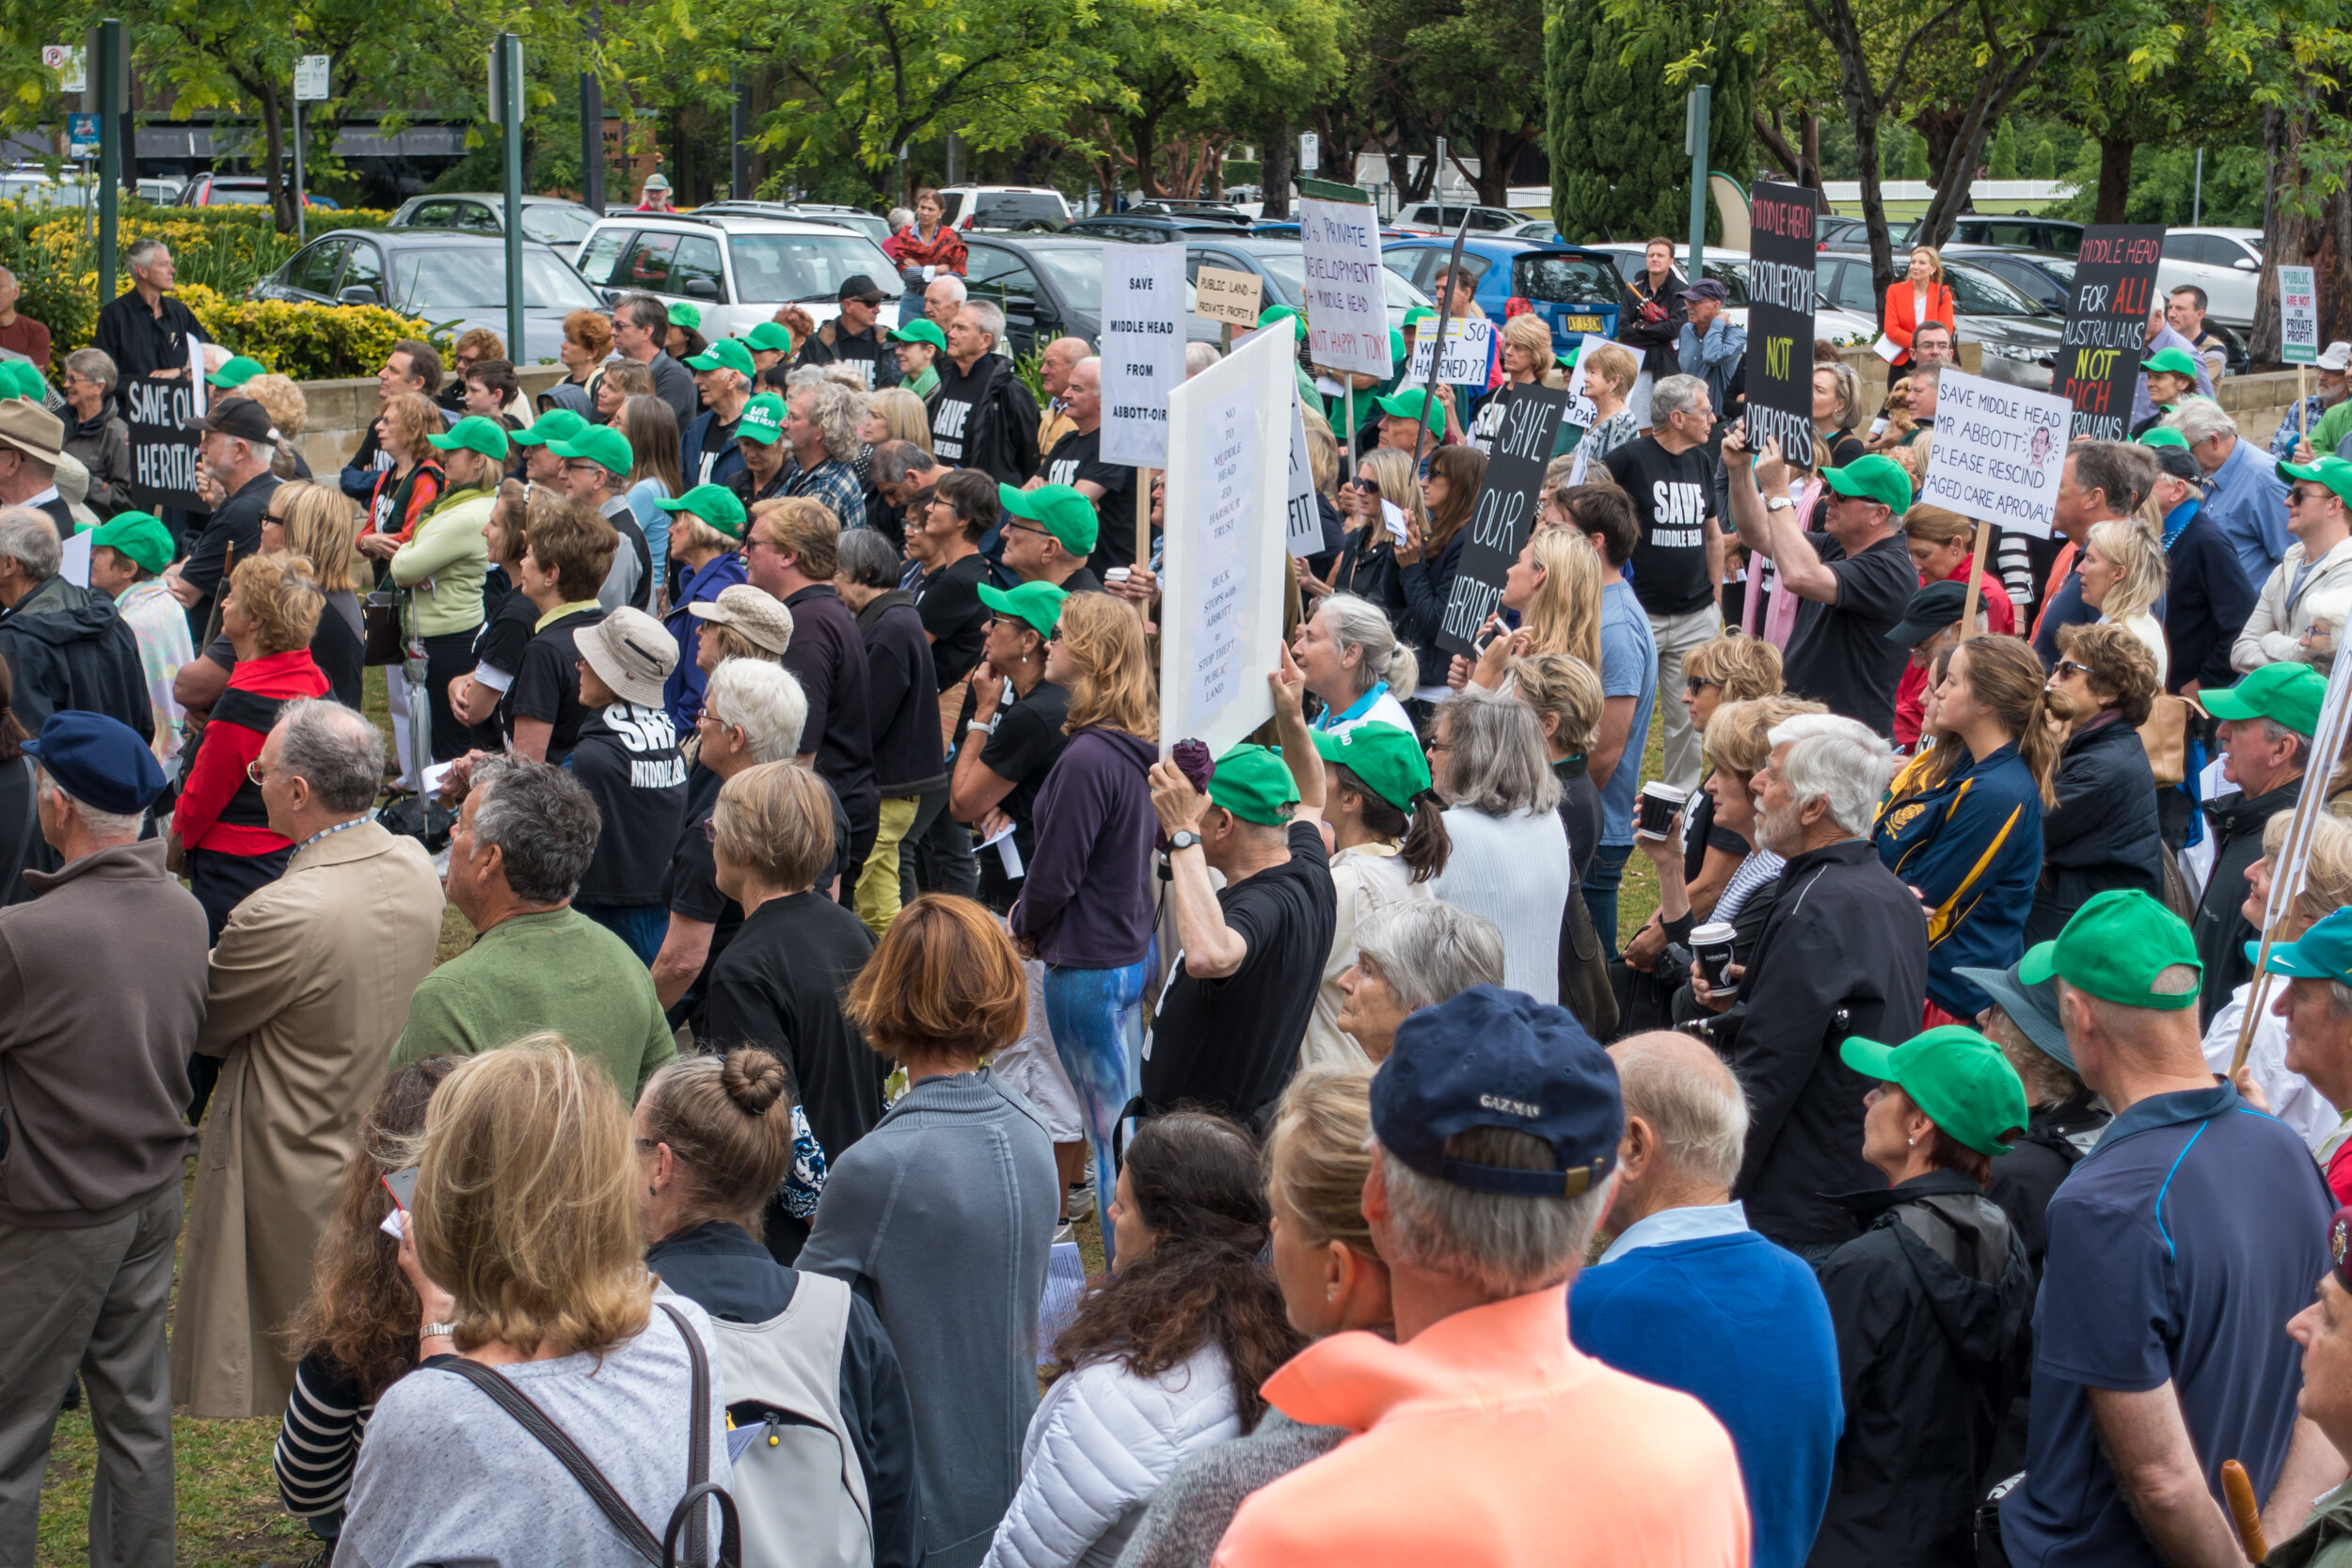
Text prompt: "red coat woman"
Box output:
[[882, 188, 968, 287], [1883, 245, 1957, 369]]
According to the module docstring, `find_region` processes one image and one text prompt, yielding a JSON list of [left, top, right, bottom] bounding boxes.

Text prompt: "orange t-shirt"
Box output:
[[1212, 1285, 1751, 1568]]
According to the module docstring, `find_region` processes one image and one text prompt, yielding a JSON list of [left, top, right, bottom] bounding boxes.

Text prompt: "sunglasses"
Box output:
[[1685, 676, 1720, 694], [2053, 659, 2099, 682]]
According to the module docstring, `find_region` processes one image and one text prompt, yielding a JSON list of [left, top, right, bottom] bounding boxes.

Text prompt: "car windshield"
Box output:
[[1514, 253, 1623, 304], [725, 232, 899, 304], [520, 205, 595, 246], [392, 247, 605, 311], [809, 212, 890, 245], [1945, 262, 2043, 317], [208, 187, 272, 206], [1029, 248, 1105, 309], [1248, 252, 1311, 309]]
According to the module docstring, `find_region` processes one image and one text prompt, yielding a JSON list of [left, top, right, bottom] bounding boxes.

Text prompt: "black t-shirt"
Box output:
[[662, 760, 855, 1023], [1057, 564, 1106, 597], [975, 680, 1072, 912], [1780, 531, 1918, 737], [471, 584, 535, 684], [569, 703, 688, 906], [1681, 783, 1750, 887], [913, 553, 991, 687], [503, 606, 605, 763], [781, 586, 879, 839], [1041, 427, 1142, 577], [1603, 436, 1716, 616], [1143, 822, 1337, 1126]]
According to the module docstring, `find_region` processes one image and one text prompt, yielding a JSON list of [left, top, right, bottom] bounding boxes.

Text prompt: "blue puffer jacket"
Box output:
[[1873, 742, 2044, 1018]]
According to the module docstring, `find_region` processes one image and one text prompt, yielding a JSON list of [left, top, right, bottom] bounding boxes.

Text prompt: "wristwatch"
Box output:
[[1765, 495, 1795, 513], [421, 1323, 458, 1339], [1168, 831, 1202, 852], [969, 717, 997, 736]]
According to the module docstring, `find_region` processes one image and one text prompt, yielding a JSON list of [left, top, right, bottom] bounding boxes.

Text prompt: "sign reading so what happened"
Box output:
[[1408, 318, 1495, 386], [2058, 225, 2166, 441], [1438, 385, 1571, 656], [1101, 243, 1189, 467], [1918, 369, 2071, 539], [1745, 182, 1820, 468], [121, 375, 206, 513]]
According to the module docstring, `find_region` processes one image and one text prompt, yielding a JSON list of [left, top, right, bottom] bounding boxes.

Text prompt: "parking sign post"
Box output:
[[94, 21, 123, 303], [294, 56, 328, 245], [490, 34, 526, 358]]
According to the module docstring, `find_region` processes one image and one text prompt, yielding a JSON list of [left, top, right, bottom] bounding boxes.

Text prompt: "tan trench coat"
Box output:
[[171, 820, 443, 1418]]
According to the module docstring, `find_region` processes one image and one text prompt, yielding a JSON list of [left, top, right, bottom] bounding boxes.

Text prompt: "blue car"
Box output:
[[1379, 237, 1623, 358]]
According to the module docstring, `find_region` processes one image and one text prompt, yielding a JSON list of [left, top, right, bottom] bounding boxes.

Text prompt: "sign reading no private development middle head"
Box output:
[[1918, 369, 2071, 539], [1298, 198, 1391, 379]]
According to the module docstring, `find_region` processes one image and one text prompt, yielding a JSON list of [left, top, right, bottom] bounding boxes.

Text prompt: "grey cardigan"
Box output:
[[1113, 1410, 1346, 1568], [801, 1067, 1058, 1568]]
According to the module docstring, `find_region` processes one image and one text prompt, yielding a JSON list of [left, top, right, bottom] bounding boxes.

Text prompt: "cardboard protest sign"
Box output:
[[1407, 318, 1494, 385], [2280, 266, 2320, 366], [120, 374, 205, 513], [1745, 182, 1820, 468], [1918, 369, 2071, 539], [1160, 329, 1294, 753], [1195, 266, 1263, 328], [1297, 194, 1391, 378], [1438, 386, 1571, 656], [2058, 226, 2166, 441], [1101, 243, 1188, 467], [1284, 395, 1321, 558]]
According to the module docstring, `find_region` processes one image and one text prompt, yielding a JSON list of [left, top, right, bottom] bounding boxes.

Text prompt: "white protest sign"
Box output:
[[1560, 332, 1611, 428], [1100, 243, 1188, 467], [58, 527, 90, 589], [1298, 198, 1391, 378], [1284, 394, 1320, 558], [1160, 329, 1294, 754], [1917, 369, 2072, 539], [1407, 318, 1495, 385], [2280, 265, 2319, 367]]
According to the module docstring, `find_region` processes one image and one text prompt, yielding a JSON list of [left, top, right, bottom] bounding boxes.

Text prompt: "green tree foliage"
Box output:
[[2030, 135, 2057, 179], [1988, 117, 2019, 176], [1902, 132, 1930, 179], [1547, 0, 1749, 243]]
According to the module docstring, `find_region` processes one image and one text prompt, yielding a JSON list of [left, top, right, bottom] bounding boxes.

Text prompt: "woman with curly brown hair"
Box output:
[[2026, 621, 2165, 944], [983, 1111, 1305, 1568], [1395, 443, 1486, 693], [272, 1056, 459, 1556]]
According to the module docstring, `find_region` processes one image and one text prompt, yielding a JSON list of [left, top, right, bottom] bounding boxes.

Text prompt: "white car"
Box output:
[[934, 186, 1073, 231], [572, 213, 905, 341], [2157, 228, 2263, 328], [1392, 201, 1522, 236], [1582, 243, 1881, 345]]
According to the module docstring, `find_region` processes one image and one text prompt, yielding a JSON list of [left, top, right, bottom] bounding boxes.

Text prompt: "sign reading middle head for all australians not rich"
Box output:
[[2058, 225, 2166, 441], [1745, 182, 1820, 470], [1918, 369, 2072, 539], [1100, 243, 1189, 468]]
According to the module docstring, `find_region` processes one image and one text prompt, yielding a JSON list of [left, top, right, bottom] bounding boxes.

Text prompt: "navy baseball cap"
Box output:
[[1371, 985, 1623, 1197], [22, 711, 167, 815]]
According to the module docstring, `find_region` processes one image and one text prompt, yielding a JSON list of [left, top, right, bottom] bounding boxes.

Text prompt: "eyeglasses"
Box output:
[[246, 759, 274, 785], [1002, 519, 1053, 541], [701, 816, 719, 842], [2053, 659, 2099, 682]]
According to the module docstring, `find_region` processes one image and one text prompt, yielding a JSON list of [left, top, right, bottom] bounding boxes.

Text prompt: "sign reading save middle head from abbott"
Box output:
[[1102, 243, 1189, 467]]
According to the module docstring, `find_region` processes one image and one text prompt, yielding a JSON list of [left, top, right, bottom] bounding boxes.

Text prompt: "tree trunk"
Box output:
[[2093, 134, 2134, 224], [1471, 125, 1518, 206], [1754, 110, 1803, 184], [2255, 93, 2352, 364], [258, 84, 291, 234], [1263, 121, 1293, 219], [1913, 34, 2058, 251], [1802, 112, 1821, 191], [1133, 110, 1162, 198]]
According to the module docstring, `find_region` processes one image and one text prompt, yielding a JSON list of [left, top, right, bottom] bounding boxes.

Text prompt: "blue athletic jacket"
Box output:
[[1872, 741, 2044, 1018]]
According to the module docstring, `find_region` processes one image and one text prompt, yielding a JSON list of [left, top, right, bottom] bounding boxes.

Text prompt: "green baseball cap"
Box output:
[[998, 483, 1099, 556], [686, 338, 755, 378], [2137, 426, 2190, 451], [1822, 454, 1914, 515], [2140, 347, 2201, 378], [2279, 454, 2352, 509], [736, 393, 786, 447], [1257, 304, 1306, 341], [744, 322, 794, 354], [886, 319, 946, 352], [653, 483, 748, 540], [1208, 742, 1300, 827], [977, 578, 1069, 640], [1373, 386, 1446, 437], [88, 510, 173, 576], [1838, 1025, 2029, 1157], [2201, 660, 2326, 736], [1403, 306, 1438, 331], [667, 301, 702, 330], [2255, 907, 2352, 983], [510, 407, 588, 449], [1387, 328, 1406, 370], [548, 424, 633, 479], [426, 414, 512, 462], [0, 360, 42, 400], [205, 355, 266, 389], [1311, 722, 1431, 814], [2019, 888, 2202, 1011]]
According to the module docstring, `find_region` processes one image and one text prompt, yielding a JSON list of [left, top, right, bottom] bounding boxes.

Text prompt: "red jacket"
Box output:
[[176, 648, 330, 854], [882, 223, 966, 277], [1883, 278, 1956, 361]]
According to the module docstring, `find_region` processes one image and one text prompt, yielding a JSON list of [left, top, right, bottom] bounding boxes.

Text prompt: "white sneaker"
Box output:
[[1066, 1180, 1096, 1221]]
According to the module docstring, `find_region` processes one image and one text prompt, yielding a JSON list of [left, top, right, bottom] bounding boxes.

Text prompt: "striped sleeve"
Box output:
[[274, 1352, 373, 1519]]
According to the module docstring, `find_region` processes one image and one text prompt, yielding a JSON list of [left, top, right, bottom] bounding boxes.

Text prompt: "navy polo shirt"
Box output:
[[2000, 1085, 2331, 1566]]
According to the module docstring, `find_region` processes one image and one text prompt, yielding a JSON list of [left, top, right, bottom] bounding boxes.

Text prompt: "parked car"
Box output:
[[135, 176, 186, 204], [691, 200, 892, 246], [249, 229, 607, 361], [935, 185, 1073, 232], [1064, 212, 1256, 243], [1129, 199, 1253, 227], [961, 233, 1222, 356], [1817, 215, 1874, 253], [1392, 202, 1524, 236], [388, 193, 598, 249], [0, 166, 93, 208], [1821, 214, 2086, 260], [1940, 245, 2074, 313], [1503, 216, 1562, 241], [1815, 254, 2062, 388], [2158, 227, 2264, 328], [573, 212, 903, 341], [1584, 242, 1881, 346], [1176, 235, 1434, 340], [1380, 236, 1622, 356]]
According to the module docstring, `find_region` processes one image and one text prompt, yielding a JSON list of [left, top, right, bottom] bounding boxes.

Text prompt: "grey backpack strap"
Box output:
[[657, 1302, 714, 1566]]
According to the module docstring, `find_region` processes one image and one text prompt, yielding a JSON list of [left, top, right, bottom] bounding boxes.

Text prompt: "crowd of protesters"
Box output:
[[7, 211, 2352, 1568]]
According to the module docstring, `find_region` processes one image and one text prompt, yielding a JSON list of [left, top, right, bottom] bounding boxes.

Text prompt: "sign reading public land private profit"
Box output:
[[1918, 369, 2070, 539], [1160, 329, 1295, 754], [1101, 243, 1188, 467], [2281, 266, 2320, 367], [1298, 198, 1391, 378], [2058, 226, 2166, 441], [1746, 182, 1820, 469]]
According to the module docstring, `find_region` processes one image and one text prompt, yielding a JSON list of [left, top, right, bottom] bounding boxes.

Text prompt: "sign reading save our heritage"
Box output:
[[121, 375, 206, 513], [2058, 225, 2166, 441], [1438, 385, 1571, 657]]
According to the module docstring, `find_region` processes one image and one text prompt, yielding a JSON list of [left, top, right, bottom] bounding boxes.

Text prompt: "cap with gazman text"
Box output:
[[1373, 985, 1623, 1197]]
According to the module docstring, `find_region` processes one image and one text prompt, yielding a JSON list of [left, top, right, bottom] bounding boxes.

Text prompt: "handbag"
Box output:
[[429, 1303, 738, 1567], [362, 591, 405, 667], [2138, 694, 2198, 787]]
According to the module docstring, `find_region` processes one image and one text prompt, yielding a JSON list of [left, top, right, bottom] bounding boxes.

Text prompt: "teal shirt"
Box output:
[[392, 907, 675, 1099]]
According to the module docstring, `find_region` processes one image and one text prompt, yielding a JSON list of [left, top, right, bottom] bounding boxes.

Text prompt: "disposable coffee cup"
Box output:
[[1691, 922, 1738, 995], [1635, 782, 1684, 839]]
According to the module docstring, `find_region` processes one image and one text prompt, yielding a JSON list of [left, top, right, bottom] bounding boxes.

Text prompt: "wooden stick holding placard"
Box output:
[[1405, 210, 1475, 467], [1136, 469, 1154, 575], [1960, 519, 1991, 640], [2233, 657, 2352, 1072]]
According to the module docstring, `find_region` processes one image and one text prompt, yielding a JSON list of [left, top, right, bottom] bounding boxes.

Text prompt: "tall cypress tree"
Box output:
[[1548, 0, 1751, 243]]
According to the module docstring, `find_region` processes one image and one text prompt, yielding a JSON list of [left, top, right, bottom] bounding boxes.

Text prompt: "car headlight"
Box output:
[[1981, 341, 2032, 359]]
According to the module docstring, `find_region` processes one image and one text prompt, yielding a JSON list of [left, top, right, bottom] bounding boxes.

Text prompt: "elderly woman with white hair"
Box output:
[[1331, 900, 1504, 1062], [1291, 592, 1417, 737], [650, 657, 850, 1020], [1711, 712, 1931, 1256]]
